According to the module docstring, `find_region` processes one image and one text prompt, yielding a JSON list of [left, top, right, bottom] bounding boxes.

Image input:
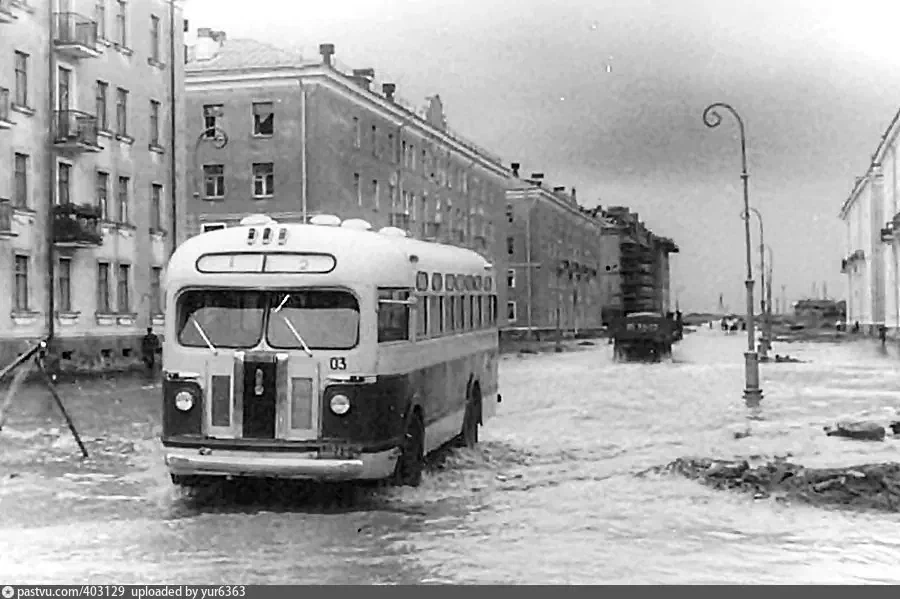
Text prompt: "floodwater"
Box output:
[[3, 329, 900, 584]]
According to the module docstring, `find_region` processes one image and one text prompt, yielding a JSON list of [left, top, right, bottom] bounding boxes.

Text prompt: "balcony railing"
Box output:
[[53, 202, 102, 247], [53, 12, 100, 58], [0, 198, 14, 238], [52, 110, 100, 151], [0, 87, 11, 127]]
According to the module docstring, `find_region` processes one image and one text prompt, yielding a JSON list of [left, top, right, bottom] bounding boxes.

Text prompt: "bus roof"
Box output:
[[166, 219, 494, 290]]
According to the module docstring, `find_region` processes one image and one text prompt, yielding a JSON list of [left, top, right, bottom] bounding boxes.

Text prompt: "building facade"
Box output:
[[184, 32, 512, 322], [0, 0, 186, 371], [839, 108, 900, 334], [505, 170, 619, 337]]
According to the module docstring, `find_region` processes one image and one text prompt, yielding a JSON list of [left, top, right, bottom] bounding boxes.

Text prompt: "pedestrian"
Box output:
[[879, 325, 887, 346], [141, 327, 160, 374]]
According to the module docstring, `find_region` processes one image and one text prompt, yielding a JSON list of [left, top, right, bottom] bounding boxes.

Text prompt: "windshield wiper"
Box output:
[[190, 316, 218, 355], [273, 295, 313, 357]]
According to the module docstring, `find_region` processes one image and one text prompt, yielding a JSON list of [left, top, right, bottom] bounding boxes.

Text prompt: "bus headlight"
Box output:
[[175, 390, 195, 412], [329, 394, 351, 415]]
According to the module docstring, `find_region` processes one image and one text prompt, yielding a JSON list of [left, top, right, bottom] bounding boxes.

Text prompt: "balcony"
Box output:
[[0, 87, 11, 129], [53, 203, 102, 248], [0, 198, 15, 239], [53, 12, 101, 59], [52, 110, 101, 153], [0, 0, 16, 23]]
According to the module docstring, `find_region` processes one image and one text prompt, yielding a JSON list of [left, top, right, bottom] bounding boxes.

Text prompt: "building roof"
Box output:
[[186, 38, 309, 72]]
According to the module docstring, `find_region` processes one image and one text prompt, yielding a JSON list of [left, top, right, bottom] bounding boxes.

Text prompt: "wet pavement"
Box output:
[[3, 330, 900, 584]]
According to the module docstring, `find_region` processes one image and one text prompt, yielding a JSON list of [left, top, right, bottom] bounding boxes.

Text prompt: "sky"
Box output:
[[185, 0, 900, 313]]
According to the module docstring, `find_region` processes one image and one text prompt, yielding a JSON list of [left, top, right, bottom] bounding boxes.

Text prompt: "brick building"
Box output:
[[183, 32, 512, 320], [504, 168, 619, 337], [0, 0, 186, 371], [604, 206, 678, 318]]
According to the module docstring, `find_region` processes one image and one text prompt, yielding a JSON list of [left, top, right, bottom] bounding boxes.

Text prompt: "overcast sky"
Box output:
[[186, 0, 900, 312]]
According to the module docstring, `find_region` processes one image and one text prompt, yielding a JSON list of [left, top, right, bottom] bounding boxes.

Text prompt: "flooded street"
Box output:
[[3, 329, 900, 584]]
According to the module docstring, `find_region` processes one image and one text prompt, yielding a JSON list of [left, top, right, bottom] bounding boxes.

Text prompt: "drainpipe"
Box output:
[[300, 80, 308, 222], [168, 0, 178, 253], [46, 2, 57, 347]]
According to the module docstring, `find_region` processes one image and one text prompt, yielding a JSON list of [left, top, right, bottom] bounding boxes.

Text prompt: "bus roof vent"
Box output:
[[378, 226, 407, 238], [309, 214, 342, 227], [341, 219, 373, 231], [240, 214, 277, 227]]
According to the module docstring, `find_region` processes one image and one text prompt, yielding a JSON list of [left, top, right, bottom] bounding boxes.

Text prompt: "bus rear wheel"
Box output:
[[394, 412, 424, 487], [459, 392, 481, 449]]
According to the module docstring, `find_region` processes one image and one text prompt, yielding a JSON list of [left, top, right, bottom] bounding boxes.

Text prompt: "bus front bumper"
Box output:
[[164, 446, 401, 482]]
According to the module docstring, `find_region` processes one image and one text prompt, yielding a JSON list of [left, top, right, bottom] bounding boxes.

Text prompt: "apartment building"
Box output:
[[505, 168, 619, 337], [183, 31, 513, 322], [0, 0, 186, 371], [839, 108, 900, 335]]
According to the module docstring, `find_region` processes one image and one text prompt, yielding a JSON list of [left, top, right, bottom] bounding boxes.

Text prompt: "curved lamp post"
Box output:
[[192, 126, 230, 201], [740, 206, 771, 359], [703, 102, 763, 404]]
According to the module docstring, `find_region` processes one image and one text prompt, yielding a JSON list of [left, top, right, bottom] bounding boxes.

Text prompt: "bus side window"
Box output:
[[429, 296, 440, 336], [416, 292, 428, 339], [438, 296, 446, 334], [490, 295, 497, 325], [468, 295, 475, 329], [475, 296, 483, 328], [377, 288, 410, 342], [461, 294, 469, 331]]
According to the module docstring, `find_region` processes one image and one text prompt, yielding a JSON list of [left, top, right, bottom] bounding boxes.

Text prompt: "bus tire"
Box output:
[[394, 411, 425, 487]]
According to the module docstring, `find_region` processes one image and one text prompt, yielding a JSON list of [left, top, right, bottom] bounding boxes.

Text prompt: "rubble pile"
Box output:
[[651, 457, 900, 513]]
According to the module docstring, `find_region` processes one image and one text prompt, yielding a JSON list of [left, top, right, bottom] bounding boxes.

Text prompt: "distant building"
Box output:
[[505, 169, 616, 336], [184, 32, 513, 322], [838, 107, 900, 335], [0, 0, 187, 370]]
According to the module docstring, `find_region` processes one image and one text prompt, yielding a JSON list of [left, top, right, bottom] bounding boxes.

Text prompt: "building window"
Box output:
[[252, 102, 274, 136], [150, 267, 162, 314], [95, 0, 106, 39], [252, 163, 274, 197], [97, 262, 111, 312], [507, 301, 517, 323], [115, 87, 128, 136], [151, 184, 162, 230], [149, 14, 160, 62], [506, 203, 513, 223], [387, 133, 395, 163], [58, 257, 72, 313], [371, 125, 378, 157], [117, 176, 129, 222], [96, 171, 109, 220], [507, 236, 514, 255], [201, 223, 226, 233], [371, 179, 379, 208], [95, 81, 108, 131], [115, 0, 127, 46], [353, 173, 361, 206], [352, 117, 361, 148], [13, 51, 27, 107], [203, 165, 225, 198], [57, 163, 71, 205], [507, 268, 516, 289], [149, 100, 160, 145], [14, 255, 28, 311], [202, 104, 222, 138], [13, 153, 28, 208], [117, 264, 130, 313], [57, 66, 71, 110]]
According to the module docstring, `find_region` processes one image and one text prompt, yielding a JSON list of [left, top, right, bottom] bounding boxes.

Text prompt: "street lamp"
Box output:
[[192, 126, 229, 202], [739, 206, 771, 359], [703, 102, 763, 404]]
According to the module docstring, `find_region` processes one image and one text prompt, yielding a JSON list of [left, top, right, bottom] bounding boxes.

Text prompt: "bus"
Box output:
[[161, 214, 501, 488]]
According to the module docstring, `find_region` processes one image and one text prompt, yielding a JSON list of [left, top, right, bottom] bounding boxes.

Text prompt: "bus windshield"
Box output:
[[176, 289, 359, 350]]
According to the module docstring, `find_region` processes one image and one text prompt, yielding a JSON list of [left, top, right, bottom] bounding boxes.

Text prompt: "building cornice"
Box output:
[[506, 187, 615, 230], [186, 64, 513, 181], [839, 107, 900, 220]]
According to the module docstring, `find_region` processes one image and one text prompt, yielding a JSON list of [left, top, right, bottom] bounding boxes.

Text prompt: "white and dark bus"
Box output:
[[161, 214, 501, 487]]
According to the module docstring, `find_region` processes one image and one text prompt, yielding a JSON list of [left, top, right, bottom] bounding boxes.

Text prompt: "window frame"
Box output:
[[203, 164, 225, 198], [377, 287, 413, 343], [252, 101, 274, 137], [58, 257, 72, 312], [252, 162, 274, 198]]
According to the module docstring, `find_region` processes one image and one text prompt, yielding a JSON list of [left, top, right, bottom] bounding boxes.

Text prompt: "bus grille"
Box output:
[[290, 377, 313, 430], [210, 375, 231, 427]]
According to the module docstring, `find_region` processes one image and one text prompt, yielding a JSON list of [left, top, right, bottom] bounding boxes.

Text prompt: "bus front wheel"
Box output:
[[394, 412, 425, 487]]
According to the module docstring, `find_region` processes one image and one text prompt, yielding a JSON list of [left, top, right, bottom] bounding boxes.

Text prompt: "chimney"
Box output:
[[352, 68, 375, 90], [510, 162, 520, 177], [553, 186, 565, 193], [319, 43, 335, 66], [382, 83, 396, 101], [571, 187, 576, 201]]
